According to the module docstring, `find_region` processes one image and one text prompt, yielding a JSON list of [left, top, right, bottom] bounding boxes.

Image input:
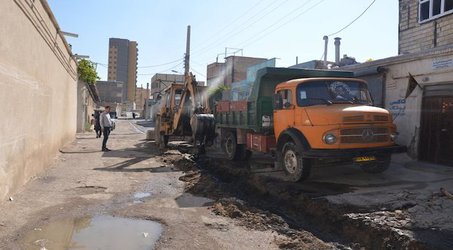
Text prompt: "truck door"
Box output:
[[273, 89, 295, 137]]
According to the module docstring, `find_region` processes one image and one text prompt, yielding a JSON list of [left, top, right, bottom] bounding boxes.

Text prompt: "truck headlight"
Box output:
[[323, 133, 337, 144], [390, 132, 398, 141]]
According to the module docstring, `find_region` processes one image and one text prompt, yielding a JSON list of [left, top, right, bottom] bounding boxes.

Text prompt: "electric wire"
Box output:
[[138, 61, 184, 75], [191, 0, 263, 51], [327, 0, 376, 37], [191, 0, 290, 56], [239, 0, 326, 49], [138, 57, 184, 68]]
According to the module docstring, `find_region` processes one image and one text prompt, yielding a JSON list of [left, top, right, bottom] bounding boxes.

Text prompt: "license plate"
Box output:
[[354, 156, 376, 162]]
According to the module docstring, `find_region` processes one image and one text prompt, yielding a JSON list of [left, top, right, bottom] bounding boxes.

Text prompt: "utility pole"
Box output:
[[184, 25, 191, 77], [323, 36, 328, 67]]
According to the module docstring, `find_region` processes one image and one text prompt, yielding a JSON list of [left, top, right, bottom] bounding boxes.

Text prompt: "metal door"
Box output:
[[420, 96, 453, 165]]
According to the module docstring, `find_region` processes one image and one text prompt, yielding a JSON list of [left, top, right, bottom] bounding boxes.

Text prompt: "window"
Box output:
[[419, 0, 453, 22], [276, 89, 292, 109], [296, 80, 373, 107]]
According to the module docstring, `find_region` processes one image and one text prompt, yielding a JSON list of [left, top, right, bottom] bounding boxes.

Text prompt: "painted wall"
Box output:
[[384, 52, 453, 157], [0, 0, 77, 200]]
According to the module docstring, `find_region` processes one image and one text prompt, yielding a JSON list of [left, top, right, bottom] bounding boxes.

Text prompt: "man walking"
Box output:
[[99, 106, 113, 151]]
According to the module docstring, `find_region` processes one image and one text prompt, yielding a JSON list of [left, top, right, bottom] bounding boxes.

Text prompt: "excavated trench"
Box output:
[[165, 144, 452, 250]]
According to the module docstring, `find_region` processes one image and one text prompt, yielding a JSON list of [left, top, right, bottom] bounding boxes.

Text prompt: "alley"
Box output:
[[0, 120, 332, 250]]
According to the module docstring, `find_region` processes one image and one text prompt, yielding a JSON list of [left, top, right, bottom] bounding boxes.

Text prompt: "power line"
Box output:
[[239, 0, 326, 49], [192, 0, 289, 57], [327, 0, 376, 37], [138, 58, 184, 68], [138, 61, 184, 76], [191, 0, 263, 51], [190, 67, 206, 78]]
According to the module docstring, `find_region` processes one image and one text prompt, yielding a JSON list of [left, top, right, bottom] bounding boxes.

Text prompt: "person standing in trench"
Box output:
[[99, 106, 113, 151]]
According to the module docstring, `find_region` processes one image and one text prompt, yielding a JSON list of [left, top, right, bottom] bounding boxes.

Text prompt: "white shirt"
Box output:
[[99, 112, 113, 129]]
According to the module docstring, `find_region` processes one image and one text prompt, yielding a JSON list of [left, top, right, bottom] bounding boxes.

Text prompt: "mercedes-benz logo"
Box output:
[[362, 128, 374, 142]]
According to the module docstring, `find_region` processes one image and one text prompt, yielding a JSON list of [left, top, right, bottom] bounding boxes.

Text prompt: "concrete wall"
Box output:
[[399, 0, 453, 54], [97, 80, 126, 104], [77, 81, 99, 132], [150, 73, 184, 99], [0, 0, 77, 200], [224, 56, 267, 86], [384, 50, 453, 157], [345, 47, 453, 158]]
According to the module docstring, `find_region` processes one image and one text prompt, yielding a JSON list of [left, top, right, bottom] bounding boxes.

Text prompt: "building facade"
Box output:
[[206, 56, 267, 87], [96, 80, 126, 109], [77, 81, 100, 132], [399, 0, 453, 54], [342, 0, 453, 166], [135, 85, 150, 116], [150, 73, 184, 100], [0, 0, 78, 201], [107, 38, 138, 103]]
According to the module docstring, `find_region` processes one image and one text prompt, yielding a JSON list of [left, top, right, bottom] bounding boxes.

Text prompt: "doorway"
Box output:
[[419, 96, 453, 165]]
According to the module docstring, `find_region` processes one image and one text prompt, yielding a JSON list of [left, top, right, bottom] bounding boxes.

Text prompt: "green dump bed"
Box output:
[[214, 67, 354, 133]]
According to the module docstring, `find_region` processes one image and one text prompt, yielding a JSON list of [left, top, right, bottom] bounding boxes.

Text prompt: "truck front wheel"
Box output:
[[281, 141, 311, 182], [359, 154, 391, 173]]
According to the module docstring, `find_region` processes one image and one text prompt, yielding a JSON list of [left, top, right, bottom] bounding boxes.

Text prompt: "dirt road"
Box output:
[[0, 120, 335, 250]]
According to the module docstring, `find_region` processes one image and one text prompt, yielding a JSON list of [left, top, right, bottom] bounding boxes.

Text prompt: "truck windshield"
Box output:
[[296, 80, 372, 106]]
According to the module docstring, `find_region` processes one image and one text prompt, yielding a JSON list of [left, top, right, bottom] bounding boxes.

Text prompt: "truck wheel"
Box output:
[[155, 116, 161, 145], [281, 141, 311, 182], [240, 149, 252, 161], [223, 131, 240, 160], [360, 154, 391, 173], [162, 135, 169, 147]]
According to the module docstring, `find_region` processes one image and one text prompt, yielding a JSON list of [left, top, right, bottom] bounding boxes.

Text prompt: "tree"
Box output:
[[77, 59, 99, 84]]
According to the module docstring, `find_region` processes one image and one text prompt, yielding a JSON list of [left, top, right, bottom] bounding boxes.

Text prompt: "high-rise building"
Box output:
[[107, 38, 138, 103]]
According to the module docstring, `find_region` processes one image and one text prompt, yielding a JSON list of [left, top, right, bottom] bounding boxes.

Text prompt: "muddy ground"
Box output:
[[179, 145, 453, 250], [0, 120, 340, 250], [1, 119, 452, 249]]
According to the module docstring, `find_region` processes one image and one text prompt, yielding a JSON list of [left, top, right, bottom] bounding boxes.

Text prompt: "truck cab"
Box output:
[[273, 78, 405, 181]]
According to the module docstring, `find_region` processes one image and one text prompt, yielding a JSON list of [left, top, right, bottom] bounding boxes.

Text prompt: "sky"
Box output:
[[47, 0, 398, 86]]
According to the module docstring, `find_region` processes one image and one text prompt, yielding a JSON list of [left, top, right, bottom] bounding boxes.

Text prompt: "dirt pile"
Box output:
[[159, 150, 197, 172], [211, 198, 334, 250]]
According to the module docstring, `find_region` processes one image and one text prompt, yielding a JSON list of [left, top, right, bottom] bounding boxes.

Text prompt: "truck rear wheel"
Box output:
[[360, 154, 391, 173], [281, 141, 311, 182], [223, 131, 240, 160]]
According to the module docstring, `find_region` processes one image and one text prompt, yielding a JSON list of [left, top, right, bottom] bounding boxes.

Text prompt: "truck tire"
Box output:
[[240, 149, 252, 161], [155, 116, 167, 149], [360, 154, 391, 173], [162, 135, 169, 147], [222, 131, 241, 160], [155, 116, 161, 145], [281, 141, 311, 182]]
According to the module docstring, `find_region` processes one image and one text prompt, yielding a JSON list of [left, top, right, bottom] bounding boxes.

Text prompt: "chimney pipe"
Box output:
[[323, 36, 328, 67], [334, 37, 341, 65], [296, 56, 299, 65]]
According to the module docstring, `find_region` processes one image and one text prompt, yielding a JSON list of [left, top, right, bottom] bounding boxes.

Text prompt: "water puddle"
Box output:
[[133, 192, 152, 203], [175, 193, 214, 208], [134, 192, 151, 199], [20, 215, 163, 250]]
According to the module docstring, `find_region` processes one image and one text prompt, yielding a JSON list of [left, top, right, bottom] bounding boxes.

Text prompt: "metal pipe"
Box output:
[[323, 36, 328, 66], [334, 37, 341, 64]]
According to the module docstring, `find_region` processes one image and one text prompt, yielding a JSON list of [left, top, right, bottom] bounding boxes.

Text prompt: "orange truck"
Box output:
[[214, 67, 406, 181]]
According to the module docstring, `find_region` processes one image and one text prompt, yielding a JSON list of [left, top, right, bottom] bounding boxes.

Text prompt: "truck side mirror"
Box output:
[[273, 94, 283, 110]]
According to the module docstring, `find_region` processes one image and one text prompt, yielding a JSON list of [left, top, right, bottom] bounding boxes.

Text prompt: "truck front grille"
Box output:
[[340, 127, 389, 143]]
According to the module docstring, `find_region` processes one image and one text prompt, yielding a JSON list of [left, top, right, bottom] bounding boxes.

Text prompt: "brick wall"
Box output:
[[399, 0, 453, 54]]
